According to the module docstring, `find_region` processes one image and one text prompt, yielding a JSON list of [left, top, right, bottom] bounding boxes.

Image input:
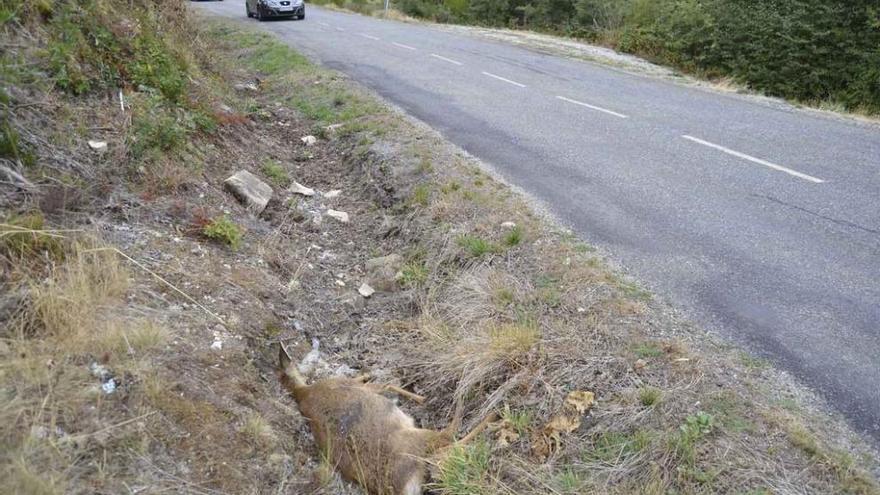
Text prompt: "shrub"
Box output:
[[457, 234, 500, 258], [502, 225, 523, 247], [203, 216, 243, 249], [261, 160, 288, 186]]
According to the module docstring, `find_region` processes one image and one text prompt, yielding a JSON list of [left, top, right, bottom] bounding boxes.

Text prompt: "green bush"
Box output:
[[382, 0, 880, 113], [203, 216, 244, 249], [39, 0, 190, 102]]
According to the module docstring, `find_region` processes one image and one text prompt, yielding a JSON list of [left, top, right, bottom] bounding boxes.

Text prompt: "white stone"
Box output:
[[301, 135, 317, 146], [234, 82, 259, 92], [358, 283, 375, 298], [289, 181, 315, 196], [224, 170, 273, 213], [88, 140, 107, 151], [501, 221, 517, 229], [326, 209, 349, 223], [323, 189, 342, 199]]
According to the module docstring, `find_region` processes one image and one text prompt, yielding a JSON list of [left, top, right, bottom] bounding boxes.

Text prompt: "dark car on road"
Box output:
[[246, 0, 305, 20]]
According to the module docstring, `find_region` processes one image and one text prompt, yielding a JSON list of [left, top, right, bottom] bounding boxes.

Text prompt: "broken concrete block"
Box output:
[[224, 170, 273, 214]]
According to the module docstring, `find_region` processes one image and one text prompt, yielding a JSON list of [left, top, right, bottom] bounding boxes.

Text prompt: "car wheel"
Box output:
[[246, 6, 252, 17], [298, 13, 305, 19], [256, 9, 264, 21]]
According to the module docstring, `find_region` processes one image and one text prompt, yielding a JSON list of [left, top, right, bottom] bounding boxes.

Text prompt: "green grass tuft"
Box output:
[[261, 159, 288, 186], [502, 225, 523, 247], [632, 342, 663, 358], [203, 216, 243, 249], [436, 440, 492, 495], [457, 235, 500, 258], [639, 387, 662, 407], [410, 183, 431, 207]]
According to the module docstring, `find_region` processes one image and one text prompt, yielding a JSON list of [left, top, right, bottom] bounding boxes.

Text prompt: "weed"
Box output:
[[30, 246, 129, 341], [573, 241, 595, 253], [632, 342, 663, 358], [674, 412, 714, 465], [492, 287, 515, 308], [265, 321, 284, 337], [441, 180, 461, 194], [410, 183, 431, 207], [639, 387, 662, 407], [488, 322, 540, 359], [457, 235, 500, 258], [739, 351, 770, 370], [203, 216, 243, 249], [1, 117, 36, 167], [502, 225, 523, 247], [0, 213, 66, 262], [417, 157, 434, 173], [537, 287, 562, 308], [586, 430, 652, 463], [615, 277, 652, 300], [787, 424, 819, 457], [261, 159, 288, 186], [241, 413, 276, 449], [500, 405, 532, 436], [130, 95, 188, 158], [555, 467, 584, 492], [436, 440, 492, 495], [399, 260, 429, 286], [707, 392, 753, 433]]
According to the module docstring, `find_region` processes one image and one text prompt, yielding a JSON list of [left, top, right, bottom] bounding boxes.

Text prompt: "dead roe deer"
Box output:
[[278, 344, 495, 495]]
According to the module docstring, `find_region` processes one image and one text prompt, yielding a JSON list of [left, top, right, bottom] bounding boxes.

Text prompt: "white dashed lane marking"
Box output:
[[555, 95, 628, 119], [482, 71, 526, 88], [430, 53, 463, 66], [682, 135, 825, 183]]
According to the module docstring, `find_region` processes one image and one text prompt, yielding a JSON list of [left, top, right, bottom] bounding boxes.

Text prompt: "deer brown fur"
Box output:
[[278, 344, 494, 495]]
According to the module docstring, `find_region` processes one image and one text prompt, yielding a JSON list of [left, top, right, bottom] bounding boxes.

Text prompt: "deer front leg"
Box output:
[[365, 383, 427, 404], [455, 412, 498, 446]]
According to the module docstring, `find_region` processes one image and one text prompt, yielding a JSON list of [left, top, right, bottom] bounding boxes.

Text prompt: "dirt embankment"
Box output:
[[1, 3, 879, 494]]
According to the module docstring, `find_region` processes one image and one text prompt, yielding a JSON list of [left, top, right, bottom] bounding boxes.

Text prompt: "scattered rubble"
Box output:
[[288, 181, 316, 196], [87, 140, 107, 151], [89, 362, 118, 394], [365, 253, 403, 292], [358, 282, 375, 298], [326, 209, 349, 223], [224, 170, 273, 213], [233, 82, 259, 92]]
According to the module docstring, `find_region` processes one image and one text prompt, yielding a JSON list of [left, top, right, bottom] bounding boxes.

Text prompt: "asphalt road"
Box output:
[[196, 2, 880, 442]]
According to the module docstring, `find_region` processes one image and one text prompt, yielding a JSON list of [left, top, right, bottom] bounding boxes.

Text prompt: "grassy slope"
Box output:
[[1, 1, 879, 494]]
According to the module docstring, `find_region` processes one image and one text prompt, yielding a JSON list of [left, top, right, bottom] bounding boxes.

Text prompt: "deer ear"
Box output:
[[278, 342, 292, 370]]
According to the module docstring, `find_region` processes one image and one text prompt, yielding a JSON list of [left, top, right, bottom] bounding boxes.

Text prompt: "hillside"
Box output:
[[2, 1, 880, 494]]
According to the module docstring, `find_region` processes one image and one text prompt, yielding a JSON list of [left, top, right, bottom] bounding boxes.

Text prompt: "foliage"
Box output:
[[457, 234, 501, 257], [261, 159, 288, 186], [203, 216, 244, 249], [42, 0, 191, 102], [436, 440, 492, 494], [380, 0, 880, 112]]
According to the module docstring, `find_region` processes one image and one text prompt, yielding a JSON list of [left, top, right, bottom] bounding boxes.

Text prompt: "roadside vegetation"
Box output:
[[2, 0, 879, 494], [315, 0, 880, 115]]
